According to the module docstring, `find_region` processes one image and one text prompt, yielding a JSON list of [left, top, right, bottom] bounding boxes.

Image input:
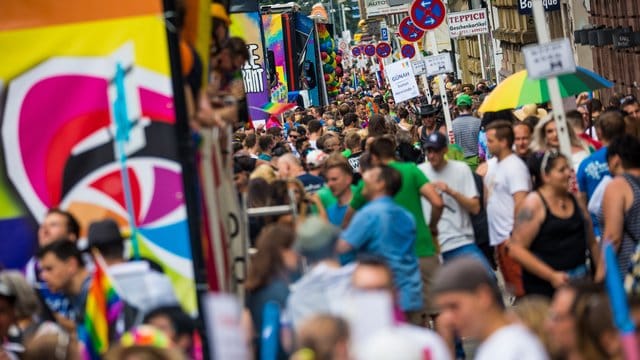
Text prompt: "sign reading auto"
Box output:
[[447, 9, 489, 38]]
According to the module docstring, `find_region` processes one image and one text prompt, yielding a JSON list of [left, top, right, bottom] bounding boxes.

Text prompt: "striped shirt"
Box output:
[[452, 115, 481, 158]]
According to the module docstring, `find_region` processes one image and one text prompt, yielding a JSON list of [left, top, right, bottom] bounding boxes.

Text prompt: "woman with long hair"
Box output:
[[245, 224, 298, 358], [507, 151, 602, 297], [530, 114, 591, 170]]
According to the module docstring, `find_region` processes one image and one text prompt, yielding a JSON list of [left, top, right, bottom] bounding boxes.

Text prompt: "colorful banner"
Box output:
[[0, 0, 198, 314], [295, 13, 321, 106], [230, 12, 270, 124], [262, 14, 289, 104]]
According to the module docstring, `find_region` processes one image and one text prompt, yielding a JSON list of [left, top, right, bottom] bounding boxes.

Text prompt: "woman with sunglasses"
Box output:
[[507, 151, 602, 298]]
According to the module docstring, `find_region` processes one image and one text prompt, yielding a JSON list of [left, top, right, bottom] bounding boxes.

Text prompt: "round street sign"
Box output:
[[398, 17, 425, 42], [376, 42, 392, 58], [352, 47, 361, 56], [410, 0, 446, 31], [401, 44, 416, 59], [364, 44, 376, 57]]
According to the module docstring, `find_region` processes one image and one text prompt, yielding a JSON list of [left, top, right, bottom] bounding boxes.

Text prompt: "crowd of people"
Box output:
[[228, 83, 640, 359], [2, 1, 640, 359]]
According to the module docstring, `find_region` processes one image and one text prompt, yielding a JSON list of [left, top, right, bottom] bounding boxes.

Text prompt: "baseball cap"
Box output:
[[456, 94, 473, 107], [422, 132, 447, 151], [88, 219, 123, 248], [306, 150, 328, 169], [295, 216, 340, 263]]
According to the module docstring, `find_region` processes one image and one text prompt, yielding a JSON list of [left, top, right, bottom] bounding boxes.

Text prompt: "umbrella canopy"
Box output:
[[479, 66, 613, 113]]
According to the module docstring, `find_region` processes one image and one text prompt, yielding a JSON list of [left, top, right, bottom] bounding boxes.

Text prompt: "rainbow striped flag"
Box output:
[[260, 102, 296, 116], [80, 251, 124, 359]]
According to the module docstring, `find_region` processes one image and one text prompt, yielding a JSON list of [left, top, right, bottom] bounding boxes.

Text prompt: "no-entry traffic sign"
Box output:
[[376, 42, 392, 57], [364, 44, 376, 56], [401, 44, 416, 58], [398, 17, 425, 42], [410, 0, 446, 31]]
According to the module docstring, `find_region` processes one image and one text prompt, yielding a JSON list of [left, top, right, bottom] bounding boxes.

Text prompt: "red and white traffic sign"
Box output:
[[410, 0, 446, 31], [398, 17, 425, 42], [376, 42, 392, 57]]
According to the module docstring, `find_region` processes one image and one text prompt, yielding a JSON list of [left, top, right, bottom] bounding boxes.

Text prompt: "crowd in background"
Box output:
[[2, 1, 640, 359]]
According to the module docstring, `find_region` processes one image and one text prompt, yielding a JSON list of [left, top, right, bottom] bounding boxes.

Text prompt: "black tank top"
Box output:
[[522, 192, 587, 298]]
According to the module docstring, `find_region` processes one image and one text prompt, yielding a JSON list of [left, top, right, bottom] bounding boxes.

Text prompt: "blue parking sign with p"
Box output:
[[381, 28, 389, 41]]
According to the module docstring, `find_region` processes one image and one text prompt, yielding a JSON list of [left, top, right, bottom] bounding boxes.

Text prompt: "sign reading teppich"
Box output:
[[385, 58, 420, 103], [447, 9, 489, 38]]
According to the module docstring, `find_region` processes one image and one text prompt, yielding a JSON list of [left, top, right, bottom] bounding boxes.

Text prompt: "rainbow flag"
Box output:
[[259, 102, 296, 116], [81, 252, 124, 359]]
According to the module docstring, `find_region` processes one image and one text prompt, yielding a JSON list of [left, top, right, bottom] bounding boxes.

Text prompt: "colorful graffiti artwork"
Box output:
[[262, 14, 288, 104], [230, 12, 270, 125], [0, 0, 198, 314]]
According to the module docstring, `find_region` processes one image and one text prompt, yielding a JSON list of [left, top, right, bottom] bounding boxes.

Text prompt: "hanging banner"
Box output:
[[262, 14, 288, 103], [447, 9, 489, 38], [295, 13, 321, 106], [385, 59, 420, 103], [0, 0, 200, 314], [230, 12, 270, 124]]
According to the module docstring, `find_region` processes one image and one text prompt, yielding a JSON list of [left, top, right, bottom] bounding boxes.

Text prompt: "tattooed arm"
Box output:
[[508, 193, 570, 288]]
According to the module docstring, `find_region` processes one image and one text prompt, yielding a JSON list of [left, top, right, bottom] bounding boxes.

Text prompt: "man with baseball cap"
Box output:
[[452, 94, 481, 171], [433, 258, 548, 360], [419, 132, 492, 272]]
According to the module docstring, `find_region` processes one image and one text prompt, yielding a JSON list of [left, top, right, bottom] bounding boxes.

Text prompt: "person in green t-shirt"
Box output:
[[345, 136, 444, 322]]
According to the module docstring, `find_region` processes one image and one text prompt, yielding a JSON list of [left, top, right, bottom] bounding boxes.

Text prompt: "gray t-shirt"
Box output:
[[452, 115, 481, 158]]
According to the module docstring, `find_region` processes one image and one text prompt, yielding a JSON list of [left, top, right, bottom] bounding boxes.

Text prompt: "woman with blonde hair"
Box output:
[[510, 296, 551, 353], [250, 164, 277, 183], [530, 114, 590, 170]]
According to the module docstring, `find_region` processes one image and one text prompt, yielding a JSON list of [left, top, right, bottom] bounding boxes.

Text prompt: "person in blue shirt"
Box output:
[[25, 209, 81, 320], [336, 165, 423, 316], [576, 111, 625, 237]]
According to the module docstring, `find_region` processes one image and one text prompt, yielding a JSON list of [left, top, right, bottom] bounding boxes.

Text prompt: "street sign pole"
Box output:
[[478, 34, 486, 80], [531, 0, 571, 160], [414, 42, 432, 103], [427, 30, 454, 144], [485, 0, 501, 84]]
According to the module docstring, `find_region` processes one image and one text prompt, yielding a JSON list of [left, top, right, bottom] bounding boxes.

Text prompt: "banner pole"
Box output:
[[532, 0, 571, 159], [162, 1, 211, 358], [478, 34, 487, 81], [427, 31, 454, 144]]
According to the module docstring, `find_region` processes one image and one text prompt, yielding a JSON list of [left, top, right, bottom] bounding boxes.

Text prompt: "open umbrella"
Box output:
[[479, 66, 613, 113]]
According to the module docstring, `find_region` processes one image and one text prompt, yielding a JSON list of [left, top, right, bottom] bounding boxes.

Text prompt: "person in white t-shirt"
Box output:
[[483, 121, 531, 298], [419, 131, 492, 273], [433, 257, 549, 360]]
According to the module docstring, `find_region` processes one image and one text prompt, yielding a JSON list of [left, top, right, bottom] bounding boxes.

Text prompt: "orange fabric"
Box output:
[[496, 242, 525, 298], [179, 40, 194, 76], [0, 0, 162, 31]]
